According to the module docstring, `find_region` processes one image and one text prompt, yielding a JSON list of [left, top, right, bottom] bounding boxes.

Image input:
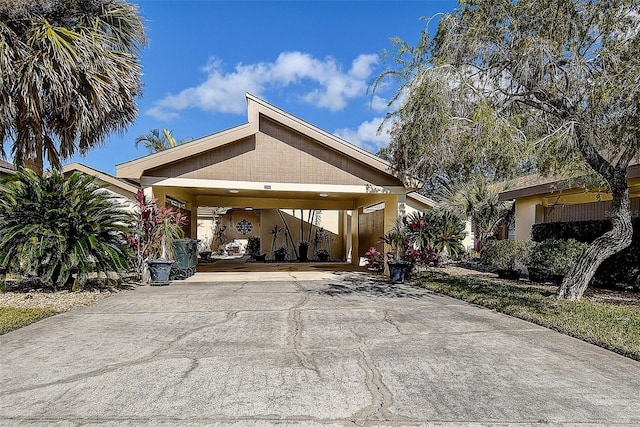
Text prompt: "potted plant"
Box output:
[[246, 236, 261, 259], [380, 218, 413, 282], [480, 240, 534, 279], [197, 237, 212, 261], [298, 240, 310, 262], [364, 247, 384, 274], [274, 246, 288, 262], [147, 212, 187, 285], [315, 249, 330, 262], [129, 190, 188, 286]]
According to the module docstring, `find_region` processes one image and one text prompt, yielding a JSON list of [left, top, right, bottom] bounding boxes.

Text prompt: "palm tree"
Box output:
[[0, 0, 145, 173], [439, 179, 513, 252], [0, 168, 136, 290], [135, 128, 183, 153]]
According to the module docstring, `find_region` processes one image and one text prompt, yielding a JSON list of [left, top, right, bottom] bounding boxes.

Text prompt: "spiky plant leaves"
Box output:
[[0, 168, 135, 290]]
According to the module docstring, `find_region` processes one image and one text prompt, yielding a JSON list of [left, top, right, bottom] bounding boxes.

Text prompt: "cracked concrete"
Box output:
[[1, 270, 639, 426]]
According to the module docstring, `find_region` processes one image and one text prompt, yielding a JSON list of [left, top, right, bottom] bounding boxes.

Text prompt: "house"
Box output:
[[0, 159, 15, 178], [498, 163, 640, 240], [62, 163, 139, 202], [116, 93, 427, 263]]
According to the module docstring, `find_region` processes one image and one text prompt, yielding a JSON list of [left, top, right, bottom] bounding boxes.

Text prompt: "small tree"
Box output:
[[377, 1, 640, 299]]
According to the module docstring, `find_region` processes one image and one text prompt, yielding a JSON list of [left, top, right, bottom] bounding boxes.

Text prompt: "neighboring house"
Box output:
[[498, 163, 640, 240], [62, 163, 139, 206], [116, 93, 425, 264], [0, 159, 15, 178]]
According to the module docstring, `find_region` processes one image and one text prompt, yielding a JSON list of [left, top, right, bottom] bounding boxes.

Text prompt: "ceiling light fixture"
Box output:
[[319, 193, 329, 197], [229, 189, 239, 193]]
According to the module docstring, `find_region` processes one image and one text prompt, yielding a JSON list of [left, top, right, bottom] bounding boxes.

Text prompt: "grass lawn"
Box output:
[[418, 271, 640, 361], [0, 307, 57, 335]]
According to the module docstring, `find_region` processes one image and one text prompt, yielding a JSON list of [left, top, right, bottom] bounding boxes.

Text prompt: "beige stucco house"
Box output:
[[499, 163, 640, 240], [0, 159, 15, 178], [63, 162, 139, 201], [116, 93, 429, 263]]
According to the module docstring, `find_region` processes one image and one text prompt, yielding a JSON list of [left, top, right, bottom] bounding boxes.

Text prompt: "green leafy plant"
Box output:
[[526, 239, 587, 281], [480, 240, 535, 272], [0, 169, 135, 290], [407, 210, 466, 260], [126, 190, 188, 280]]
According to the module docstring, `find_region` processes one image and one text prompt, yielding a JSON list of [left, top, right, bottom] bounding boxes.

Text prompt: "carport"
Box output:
[[116, 94, 427, 266]]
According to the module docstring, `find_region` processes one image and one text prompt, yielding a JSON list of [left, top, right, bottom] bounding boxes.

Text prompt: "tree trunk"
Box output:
[[557, 176, 633, 300]]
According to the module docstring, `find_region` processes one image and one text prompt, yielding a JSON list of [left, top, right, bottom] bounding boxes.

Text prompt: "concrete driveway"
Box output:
[[1, 271, 639, 426]]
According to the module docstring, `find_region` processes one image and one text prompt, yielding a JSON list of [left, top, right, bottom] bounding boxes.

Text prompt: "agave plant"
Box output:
[[0, 169, 135, 290]]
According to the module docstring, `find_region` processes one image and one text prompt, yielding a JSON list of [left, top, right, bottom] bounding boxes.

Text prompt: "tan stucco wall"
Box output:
[[152, 186, 198, 238], [260, 209, 344, 260], [352, 194, 401, 263], [146, 120, 402, 188], [514, 196, 542, 241], [513, 176, 640, 241]]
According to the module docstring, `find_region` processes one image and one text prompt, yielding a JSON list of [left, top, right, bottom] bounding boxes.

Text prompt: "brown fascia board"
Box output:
[[248, 94, 389, 171], [115, 122, 256, 179], [245, 93, 423, 190], [116, 93, 423, 190], [406, 191, 437, 208], [498, 164, 640, 201], [0, 159, 16, 174], [64, 162, 139, 195]]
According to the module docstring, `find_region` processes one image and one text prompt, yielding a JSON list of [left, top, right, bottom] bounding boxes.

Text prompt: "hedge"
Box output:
[[531, 219, 640, 290]]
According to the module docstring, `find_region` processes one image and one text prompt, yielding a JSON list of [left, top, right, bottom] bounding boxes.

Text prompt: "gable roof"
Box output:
[[116, 94, 415, 190], [63, 162, 138, 198], [498, 163, 640, 200], [0, 159, 15, 175]]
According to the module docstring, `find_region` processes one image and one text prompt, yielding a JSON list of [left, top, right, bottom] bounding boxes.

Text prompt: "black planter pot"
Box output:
[[199, 251, 212, 261], [275, 253, 286, 262], [299, 244, 309, 262], [147, 259, 175, 286], [388, 262, 409, 282], [496, 269, 521, 280]]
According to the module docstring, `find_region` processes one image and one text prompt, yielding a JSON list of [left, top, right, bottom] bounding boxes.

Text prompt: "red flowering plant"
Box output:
[[126, 190, 189, 281], [364, 246, 384, 273], [379, 210, 466, 278]]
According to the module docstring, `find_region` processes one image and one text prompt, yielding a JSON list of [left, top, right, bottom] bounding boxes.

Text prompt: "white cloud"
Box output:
[[370, 95, 389, 112], [334, 117, 391, 152], [146, 51, 379, 120]]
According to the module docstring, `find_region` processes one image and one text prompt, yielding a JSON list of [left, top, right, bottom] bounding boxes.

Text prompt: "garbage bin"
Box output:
[[170, 239, 197, 280]]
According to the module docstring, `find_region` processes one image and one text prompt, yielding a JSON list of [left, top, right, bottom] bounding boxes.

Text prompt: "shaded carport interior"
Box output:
[[115, 93, 422, 266]]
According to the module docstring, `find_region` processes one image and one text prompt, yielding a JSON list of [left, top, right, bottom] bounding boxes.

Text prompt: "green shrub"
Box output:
[[0, 169, 135, 291], [525, 239, 587, 281], [531, 219, 640, 290], [480, 240, 534, 271]]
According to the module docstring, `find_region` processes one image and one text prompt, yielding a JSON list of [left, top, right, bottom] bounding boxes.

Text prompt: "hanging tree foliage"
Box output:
[[376, 0, 640, 300]]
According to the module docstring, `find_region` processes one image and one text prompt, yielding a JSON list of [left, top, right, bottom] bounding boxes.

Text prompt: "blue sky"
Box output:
[[69, 1, 458, 175]]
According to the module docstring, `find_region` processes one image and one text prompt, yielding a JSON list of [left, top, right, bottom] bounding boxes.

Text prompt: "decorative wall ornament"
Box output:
[[236, 218, 253, 235]]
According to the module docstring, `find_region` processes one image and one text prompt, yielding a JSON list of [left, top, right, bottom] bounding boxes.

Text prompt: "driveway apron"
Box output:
[[1, 271, 639, 426]]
